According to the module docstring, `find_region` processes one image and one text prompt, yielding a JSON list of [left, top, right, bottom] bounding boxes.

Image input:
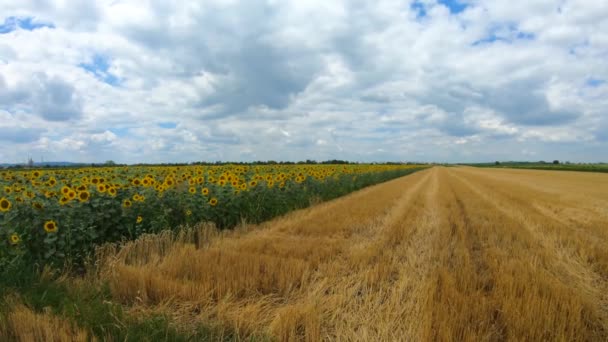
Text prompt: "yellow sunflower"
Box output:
[[44, 220, 58, 233], [189, 186, 196, 194], [123, 199, 132, 208], [201, 187, 209, 196], [136, 215, 143, 224], [78, 190, 90, 202], [0, 197, 11, 212], [9, 233, 20, 245], [209, 197, 218, 206]]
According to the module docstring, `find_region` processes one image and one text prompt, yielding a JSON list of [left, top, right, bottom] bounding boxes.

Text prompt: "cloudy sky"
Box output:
[[0, 0, 607, 163]]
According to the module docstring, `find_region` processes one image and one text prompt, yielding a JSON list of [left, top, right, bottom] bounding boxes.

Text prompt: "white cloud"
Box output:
[[0, 0, 606, 163]]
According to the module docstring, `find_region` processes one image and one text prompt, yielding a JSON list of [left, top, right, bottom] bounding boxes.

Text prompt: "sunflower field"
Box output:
[[0, 164, 425, 270]]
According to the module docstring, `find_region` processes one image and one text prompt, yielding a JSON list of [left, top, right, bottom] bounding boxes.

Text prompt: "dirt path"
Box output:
[[99, 167, 608, 341]]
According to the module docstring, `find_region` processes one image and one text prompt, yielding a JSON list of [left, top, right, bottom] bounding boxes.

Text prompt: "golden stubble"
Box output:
[[95, 167, 608, 341]]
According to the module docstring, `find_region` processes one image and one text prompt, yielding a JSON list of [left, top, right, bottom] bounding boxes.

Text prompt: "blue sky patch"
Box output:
[[0, 16, 54, 34], [473, 23, 535, 46], [109, 127, 129, 137], [79, 54, 121, 86], [438, 0, 468, 14], [411, 1, 427, 18], [158, 122, 178, 129], [586, 78, 605, 87]]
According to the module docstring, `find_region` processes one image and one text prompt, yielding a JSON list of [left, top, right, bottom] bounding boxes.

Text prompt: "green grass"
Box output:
[[0, 263, 267, 341], [467, 162, 608, 173]]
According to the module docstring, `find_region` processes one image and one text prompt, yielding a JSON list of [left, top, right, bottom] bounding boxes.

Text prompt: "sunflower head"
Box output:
[[0, 197, 11, 212], [59, 197, 69, 205], [189, 186, 196, 194], [107, 187, 117, 197], [44, 220, 58, 233], [9, 233, 20, 245], [186, 209, 192, 216], [201, 187, 209, 196], [136, 216, 143, 224], [209, 197, 218, 206], [78, 191, 90, 202], [123, 199, 132, 208]]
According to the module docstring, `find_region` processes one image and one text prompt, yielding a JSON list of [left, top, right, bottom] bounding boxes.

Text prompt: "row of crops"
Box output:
[[0, 164, 426, 270]]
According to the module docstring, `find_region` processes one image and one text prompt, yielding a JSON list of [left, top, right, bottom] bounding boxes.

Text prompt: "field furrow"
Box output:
[[97, 166, 608, 341]]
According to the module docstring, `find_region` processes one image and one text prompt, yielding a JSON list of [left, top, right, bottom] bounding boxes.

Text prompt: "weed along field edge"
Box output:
[[2, 166, 608, 340]]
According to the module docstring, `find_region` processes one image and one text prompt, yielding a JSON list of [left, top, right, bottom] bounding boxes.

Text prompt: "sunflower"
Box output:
[[107, 187, 117, 197], [218, 179, 226, 187], [201, 187, 209, 196], [123, 199, 132, 208], [132, 178, 141, 186], [136, 216, 143, 224], [9, 233, 20, 245], [240, 183, 247, 191], [67, 190, 77, 200], [44, 220, 58, 233], [59, 197, 70, 206], [33, 202, 44, 210], [97, 184, 107, 193], [249, 180, 257, 187], [61, 186, 71, 195], [0, 197, 11, 212], [209, 197, 218, 206], [3, 186, 11, 194], [186, 209, 192, 216], [189, 186, 196, 194], [78, 190, 91, 202]]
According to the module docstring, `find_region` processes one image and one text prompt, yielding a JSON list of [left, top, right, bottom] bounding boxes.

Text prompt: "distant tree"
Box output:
[[105, 160, 116, 166], [495, 161, 501, 165], [553, 160, 560, 164]]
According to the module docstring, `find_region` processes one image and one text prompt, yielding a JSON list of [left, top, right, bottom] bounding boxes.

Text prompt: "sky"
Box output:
[[0, 0, 607, 164]]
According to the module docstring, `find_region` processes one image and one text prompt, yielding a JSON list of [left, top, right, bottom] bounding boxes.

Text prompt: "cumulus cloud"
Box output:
[[0, 0, 606, 163]]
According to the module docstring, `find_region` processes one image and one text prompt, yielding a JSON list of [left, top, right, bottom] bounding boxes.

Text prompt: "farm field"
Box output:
[[470, 162, 608, 173], [0, 164, 424, 269], [3, 166, 608, 340]]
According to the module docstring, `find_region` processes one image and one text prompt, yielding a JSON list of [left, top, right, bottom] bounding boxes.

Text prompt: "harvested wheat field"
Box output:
[[96, 167, 608, 341]]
